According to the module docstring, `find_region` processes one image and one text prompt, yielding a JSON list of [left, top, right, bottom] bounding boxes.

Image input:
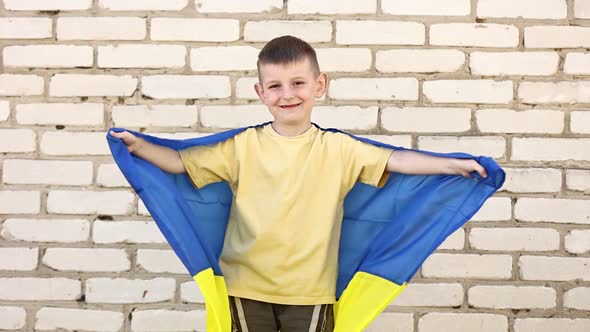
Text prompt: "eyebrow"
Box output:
[[264, 77, 307, 85]]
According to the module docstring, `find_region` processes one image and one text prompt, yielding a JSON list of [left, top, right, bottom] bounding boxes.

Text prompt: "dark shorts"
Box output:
[[229, 296, 334, 332]]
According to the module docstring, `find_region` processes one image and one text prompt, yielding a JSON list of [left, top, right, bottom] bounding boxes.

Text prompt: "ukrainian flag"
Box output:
[[107, 123, 504, 332]]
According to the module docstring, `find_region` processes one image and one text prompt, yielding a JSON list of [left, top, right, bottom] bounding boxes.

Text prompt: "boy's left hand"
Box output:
[[449, 159, 487, 179]]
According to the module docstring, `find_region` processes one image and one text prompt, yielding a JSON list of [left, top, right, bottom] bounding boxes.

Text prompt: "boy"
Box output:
[[110, 36, 488, 331]]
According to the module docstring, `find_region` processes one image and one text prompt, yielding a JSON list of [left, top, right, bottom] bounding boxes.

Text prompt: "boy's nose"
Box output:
[[281, 86, 295, 99]]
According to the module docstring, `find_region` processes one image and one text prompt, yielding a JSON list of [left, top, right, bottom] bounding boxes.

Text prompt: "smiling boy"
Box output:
[[110, 35, 487, 331]]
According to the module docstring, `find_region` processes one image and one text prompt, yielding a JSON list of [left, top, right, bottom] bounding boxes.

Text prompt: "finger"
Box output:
[[476, 164, 487, 178]]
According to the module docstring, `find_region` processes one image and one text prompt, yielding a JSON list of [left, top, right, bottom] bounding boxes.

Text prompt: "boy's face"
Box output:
[[255, 58, 327, 129]]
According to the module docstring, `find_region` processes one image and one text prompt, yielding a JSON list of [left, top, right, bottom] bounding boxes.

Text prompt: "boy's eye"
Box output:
[[294, 81, 305, 85], [268, 84, 279, 89]]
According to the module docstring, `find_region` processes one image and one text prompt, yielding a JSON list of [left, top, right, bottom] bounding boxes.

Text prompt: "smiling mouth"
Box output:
[[279, 103, 302, 109]]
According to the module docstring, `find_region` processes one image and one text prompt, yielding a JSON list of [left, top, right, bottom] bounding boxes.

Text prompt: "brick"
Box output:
[[576, 0, 590, 18], [312, 106, 378, 130], [98, 45, 185, 68], [419, 313, 507, 332], [0, 307, 26, 330], [180, 281, 205, 303], [151, 18, 239, 42], [1, 219, 89, 243], [190, 46, 258, 71], [336, 21, 425, 45], [99, 0, 188, 10], [330, 78, 418, 100], [470, 197, 512, 221], [0, 278, 81, 300], [195, 0, 282, 13], [41, 131, 110, 156], [0, 248, 38, 271], [97, 164, 131, 188], [3, 159, 92, 185], [47, 190, 135, 215], [422, 254, 512, 279], [525, 26, 590, 48], [316, 48, 372, 72], [138, 200, 150, 216], [470, 228, 559, 251], [201, 105, 272, 128], [519, 256, 590, 281], [382, 107, 470, 133], [565, 230, 590, 254], [245, 21, 332, 43], [4, 45, 92, 68], [476, 109, 563, 134], [566, 170, 590, 192], [36, 308, 123, 332], [57, 17, 146, 41], [391, 283, 463, 307], [289, 0, 375, 14], [417, 136, 506, 159], [470, 52, 558, 76], [376, 49, 464, 73], [43, 248, 130, 272], [131, 310, 206, 332], [0, 101, 8, 121], [50, 74, 137, 97], [137, 249, 187, 274], [468, 286, 556, 309], [564, 53, 590, 75], [142, 75, 230, 99], [423, 80, 513, 104], [430, 23, 518, 47], [437, 229, 465, 250], [564, 287, 590, 310], [0, 18, 52, 39], [0, 191, 40, 214], [514, 318, 590, 332], [571, 111, 590, 134], [519, 81, 590, 104], [477, 0, 567, 19], [359, 135, 412, 148], [366, 313, 413, 332], [4, 0, 92, 10], [93, 220, 165, 244], [383, 0, 470, 15], [86, 278, 175, 303], [512, 138, 590, 161], [0, 74, 44, 96], [515, 198, 590, 224], [112, 105, 198, 127], [16, 103, 104, 126], [236, 77, 259, 100], [0, 129, 36, 153], [501, 167, 562, 193]]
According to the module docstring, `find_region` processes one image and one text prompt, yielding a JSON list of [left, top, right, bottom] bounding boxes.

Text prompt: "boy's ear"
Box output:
[[315, 72, 328, 98], [254, 82, 266, 102]]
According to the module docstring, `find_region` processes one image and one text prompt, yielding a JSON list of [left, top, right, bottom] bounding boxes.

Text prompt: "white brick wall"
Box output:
[[16, 103, 104, 126], [0, 18, 52, 39], [86, 278, 175, 303], [0, 307, 26, 330], [4, 45, 93, 68], [36, 307, 124, 332], [477, 0, 567, 19], [1, 2, 589, 330]]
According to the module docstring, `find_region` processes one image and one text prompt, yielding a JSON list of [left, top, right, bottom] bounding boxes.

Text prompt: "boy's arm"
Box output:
[[386, 150, 487, 178], [110, 130, 186, 174]]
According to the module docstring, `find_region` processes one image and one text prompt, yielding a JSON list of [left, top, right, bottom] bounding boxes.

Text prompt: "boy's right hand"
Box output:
[[110, 130, 143, 153]]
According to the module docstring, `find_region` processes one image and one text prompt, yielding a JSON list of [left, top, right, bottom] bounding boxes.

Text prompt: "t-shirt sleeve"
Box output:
[[341, 136, 393, 189], [178, 138, 237, 189]]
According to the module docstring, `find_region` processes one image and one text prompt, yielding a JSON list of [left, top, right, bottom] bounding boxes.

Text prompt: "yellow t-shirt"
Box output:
[[179, 123, 392, 305]]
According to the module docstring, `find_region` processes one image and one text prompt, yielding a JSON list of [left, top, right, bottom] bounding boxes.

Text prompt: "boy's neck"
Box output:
[[271, 122, 313, 137]]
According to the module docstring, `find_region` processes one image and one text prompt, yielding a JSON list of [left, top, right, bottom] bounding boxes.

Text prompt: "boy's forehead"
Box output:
[[258, 58, 316, 82]]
